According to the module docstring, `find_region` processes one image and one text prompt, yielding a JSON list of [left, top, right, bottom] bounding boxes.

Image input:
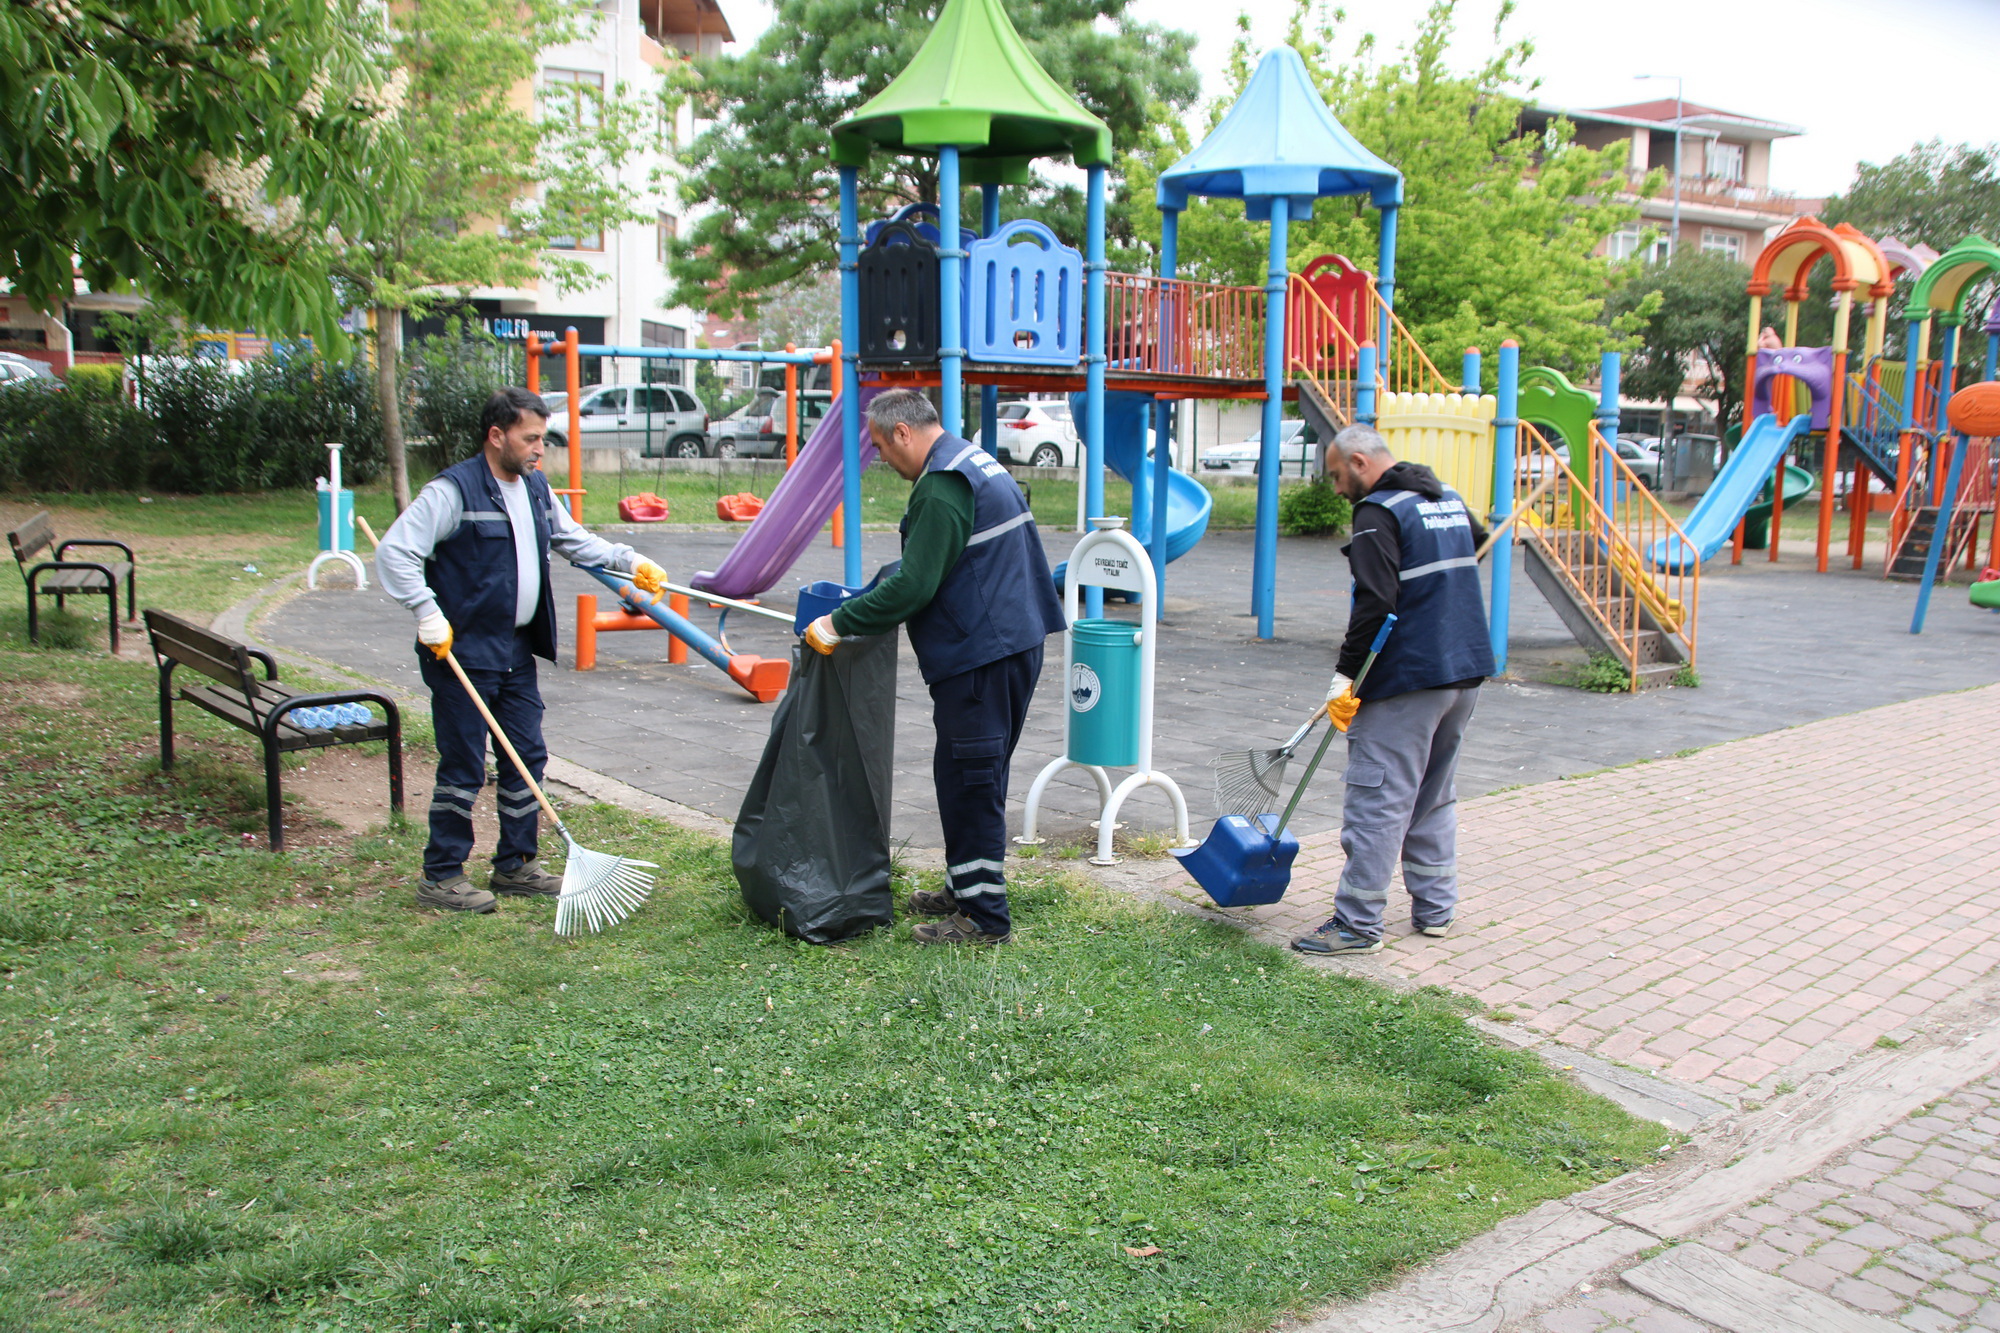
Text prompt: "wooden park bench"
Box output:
[[8, 510, 137, 650], [144, 610, 405, 851]]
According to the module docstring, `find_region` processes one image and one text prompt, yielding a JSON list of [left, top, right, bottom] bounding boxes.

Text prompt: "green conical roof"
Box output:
[[831, 0, 1112, 173]]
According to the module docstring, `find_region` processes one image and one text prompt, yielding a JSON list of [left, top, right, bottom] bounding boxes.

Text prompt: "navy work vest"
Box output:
[[424, 454, 560, 670], [902, 435, 1066, 684], [1352, 484, 1494, 699]]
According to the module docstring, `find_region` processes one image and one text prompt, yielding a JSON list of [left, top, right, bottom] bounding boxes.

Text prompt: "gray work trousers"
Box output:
[[1331, 686, 1479, 940]]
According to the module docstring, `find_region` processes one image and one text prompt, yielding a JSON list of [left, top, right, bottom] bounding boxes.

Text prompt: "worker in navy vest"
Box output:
[[378, 388, 666, 915], [1293, 424, 1494, 956], [803, 389, 1066, 945]]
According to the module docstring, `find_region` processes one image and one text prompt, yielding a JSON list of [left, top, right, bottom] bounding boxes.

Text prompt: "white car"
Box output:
[[973, 400, 1077, 469], [1199, 419, 1319, 478], [541, 384, 709, 458]]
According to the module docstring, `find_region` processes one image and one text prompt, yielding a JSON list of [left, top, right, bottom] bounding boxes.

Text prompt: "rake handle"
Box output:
[[1283, 614, 1398, 838], [439, 647, 568, 838]]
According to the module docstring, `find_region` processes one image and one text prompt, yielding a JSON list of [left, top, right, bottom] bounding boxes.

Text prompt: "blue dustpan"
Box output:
[[1172, 814, 1300, 906]]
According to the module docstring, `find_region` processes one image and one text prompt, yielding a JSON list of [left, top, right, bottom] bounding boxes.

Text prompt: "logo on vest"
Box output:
[[1069, 663, 1102, 713]]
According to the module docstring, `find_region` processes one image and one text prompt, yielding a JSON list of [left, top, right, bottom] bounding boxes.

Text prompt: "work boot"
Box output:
[[906, 886, 957, 916], [416, 872, 496, 914], [911, 912, 1011, 946], [1414, 916, 1455, 938], [490, 859, 563, 898], [1290, 920, 1382, 955]]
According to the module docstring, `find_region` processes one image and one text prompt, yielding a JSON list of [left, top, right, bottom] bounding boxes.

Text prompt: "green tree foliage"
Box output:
[[669, 0, 1199, 319], [1125, 1, 1657, 382], [327, 0, 656, 508], [1607, 251, 1751, 430], [0, 0, 399, 344], [1824, 140, 2000, 254]]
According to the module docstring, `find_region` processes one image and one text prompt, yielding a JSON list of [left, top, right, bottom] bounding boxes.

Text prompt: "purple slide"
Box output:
[[690, 387, 883, 599]]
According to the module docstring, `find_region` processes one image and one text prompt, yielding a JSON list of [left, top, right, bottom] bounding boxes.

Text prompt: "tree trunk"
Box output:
[[375, 306, 411, 513]]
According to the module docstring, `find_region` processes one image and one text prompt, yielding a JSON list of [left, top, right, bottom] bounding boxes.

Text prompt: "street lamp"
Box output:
[[1635, 74, 1683, 262]]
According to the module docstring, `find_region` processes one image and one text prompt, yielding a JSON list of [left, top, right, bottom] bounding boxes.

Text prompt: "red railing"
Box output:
[[1103, 272, 1264, 382]]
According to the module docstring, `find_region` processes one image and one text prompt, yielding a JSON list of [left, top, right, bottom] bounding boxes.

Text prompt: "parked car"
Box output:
[[707, 389, 832, 459], [973, 399, 1077, 468], [1199, 419, 1318, 477], [1612, 436, 1662, 488], [0, 352, 59, 387], [541, 384, 709, 458]]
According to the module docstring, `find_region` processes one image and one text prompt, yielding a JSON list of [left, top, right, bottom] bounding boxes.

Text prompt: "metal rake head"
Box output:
[[554, 837, 659, 936], [1212, 747, 1294, 819]]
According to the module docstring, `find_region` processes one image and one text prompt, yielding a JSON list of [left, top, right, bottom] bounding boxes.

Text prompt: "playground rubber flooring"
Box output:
[[264, 524, 2000, 855]]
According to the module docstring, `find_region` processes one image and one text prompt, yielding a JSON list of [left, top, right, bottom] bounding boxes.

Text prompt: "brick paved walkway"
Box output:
[[1204, 682, 2000, 1100], [1529, 1070, 2000, 1332]]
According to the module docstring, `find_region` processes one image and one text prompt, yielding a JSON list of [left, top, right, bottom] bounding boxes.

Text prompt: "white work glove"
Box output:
[[416, 610, 454, 660], [630, 557, 667, 596], [1324, 672, 1359, 732], [804, 614, 841, 656]]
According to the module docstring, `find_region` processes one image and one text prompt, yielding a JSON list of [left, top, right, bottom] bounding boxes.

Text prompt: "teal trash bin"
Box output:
[[317, 489, 354, 553], [1066, 618, 1141, 768]]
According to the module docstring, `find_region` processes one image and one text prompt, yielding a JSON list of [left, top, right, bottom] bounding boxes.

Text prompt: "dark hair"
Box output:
[[479, 386, 549, 444]]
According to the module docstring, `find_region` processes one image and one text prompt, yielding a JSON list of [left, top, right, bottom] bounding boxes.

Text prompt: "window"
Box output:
[[642, 320, 685, 385], [656, 213, 678, 265], [582, 389, 625, 416], [1705, 141, 1744, 183], [671, 389, 699, 413], [633, 388, 670, 415], [542, 68, 604, 128], [546, 231, 604, 252], [1608, 223, 1671, 264], [1701, 228, 1743, 262]]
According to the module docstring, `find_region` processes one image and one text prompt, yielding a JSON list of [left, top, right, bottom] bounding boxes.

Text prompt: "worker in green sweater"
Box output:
[[804, 389, 1067, 944]]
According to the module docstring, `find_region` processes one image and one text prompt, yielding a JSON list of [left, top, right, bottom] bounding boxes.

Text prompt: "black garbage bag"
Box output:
[[733, 630, 897, 942]]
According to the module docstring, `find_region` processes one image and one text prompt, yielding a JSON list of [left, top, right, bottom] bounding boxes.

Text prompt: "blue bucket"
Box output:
[[1170, 814, 1300, 907]]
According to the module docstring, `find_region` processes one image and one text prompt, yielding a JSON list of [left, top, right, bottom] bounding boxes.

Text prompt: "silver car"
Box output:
[[542, 384, 708, 458], [1200, 419, 1318, 477]]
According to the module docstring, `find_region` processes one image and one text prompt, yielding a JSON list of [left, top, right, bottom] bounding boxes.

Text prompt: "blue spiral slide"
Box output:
[[1053, 390, 1213, 594]]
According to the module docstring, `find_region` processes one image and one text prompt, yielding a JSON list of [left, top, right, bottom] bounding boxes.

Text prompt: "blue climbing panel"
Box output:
[[967, 220, 1082, 366]]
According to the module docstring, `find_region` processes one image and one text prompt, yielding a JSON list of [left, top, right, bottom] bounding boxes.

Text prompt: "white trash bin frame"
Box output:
[[307, 441, 369, 591], [1016, 517, 1192, 865]]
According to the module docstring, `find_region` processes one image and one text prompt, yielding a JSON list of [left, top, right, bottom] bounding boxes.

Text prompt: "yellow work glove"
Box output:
[[803, 614, 841, 656], [416, 611, 454, 661], [630, 558, 667, 596], [1323, 672, 1359, 732]]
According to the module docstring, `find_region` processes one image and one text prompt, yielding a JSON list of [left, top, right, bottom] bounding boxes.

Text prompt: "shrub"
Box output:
[[0, 380, 154, 491], [140, 351, 383, 493], [1278, 479, 1353, 535], [62, 363, 125, 401], [1570, 652, 1635, 693]]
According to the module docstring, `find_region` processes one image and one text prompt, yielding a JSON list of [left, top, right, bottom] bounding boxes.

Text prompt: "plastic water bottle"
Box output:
[[293, 706, 325, 729], [339, 703, 373, 726]]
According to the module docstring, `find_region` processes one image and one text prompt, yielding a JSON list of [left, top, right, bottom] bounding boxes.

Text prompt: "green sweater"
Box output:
[[828, 470, 975, 638]]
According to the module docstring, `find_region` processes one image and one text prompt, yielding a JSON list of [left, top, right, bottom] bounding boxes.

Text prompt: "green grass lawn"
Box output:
[[0, 635, 1667, 1331]]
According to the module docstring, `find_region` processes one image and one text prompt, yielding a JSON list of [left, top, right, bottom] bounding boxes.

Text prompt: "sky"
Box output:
[[720, 0, 2000, 198]]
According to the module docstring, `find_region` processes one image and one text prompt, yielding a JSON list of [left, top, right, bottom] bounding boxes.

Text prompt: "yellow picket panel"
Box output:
[[1375, 392, 1498, 506]]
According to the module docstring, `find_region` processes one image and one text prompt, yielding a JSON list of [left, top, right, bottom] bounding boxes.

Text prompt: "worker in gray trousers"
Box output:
[[1294, 424, 1496, 956]]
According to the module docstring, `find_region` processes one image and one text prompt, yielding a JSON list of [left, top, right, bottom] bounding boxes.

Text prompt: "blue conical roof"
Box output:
[[1157, 46, 1401, 220]]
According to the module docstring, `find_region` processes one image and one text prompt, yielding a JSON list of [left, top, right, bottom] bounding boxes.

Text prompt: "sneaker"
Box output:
[[1291, 920, 1382, 954], [416, 873, 496, 914], [490, 859, 562, 898], [906, 886, 957, 917], [911, 912, 1011, 946], [1415, 917, 1455, 938]]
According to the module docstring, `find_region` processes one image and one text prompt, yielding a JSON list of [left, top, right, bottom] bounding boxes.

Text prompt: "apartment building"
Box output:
[[1521, 98, 1818, 268], [410, 0, 733, 388]]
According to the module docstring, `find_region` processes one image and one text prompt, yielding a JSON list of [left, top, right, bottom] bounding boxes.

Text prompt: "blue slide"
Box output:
[[1054, 390, 1213, 593], [1648, 413, 1812, 573]]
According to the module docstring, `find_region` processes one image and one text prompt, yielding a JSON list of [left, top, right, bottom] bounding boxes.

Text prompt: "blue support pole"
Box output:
[[1490, 342, 1518, 672], [1254, 196, 1291, 640], [1150, 208, 1181, 606], [1598, 350, 1622, 517], [1084, 164, 1108, 619], [1935, 323, 1960, 503], [1461, 348, 1481, 395], [1985, 328, 1998, 386], [1899, 318, 1923, 427], [1912, 430, 1969, 634], [938, 146, 964, 439], [1375, 204, 1399, 357], [1356, 343, 1378, 425], [980, 183, 1000, 456], [838, 165, 863, 585]]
